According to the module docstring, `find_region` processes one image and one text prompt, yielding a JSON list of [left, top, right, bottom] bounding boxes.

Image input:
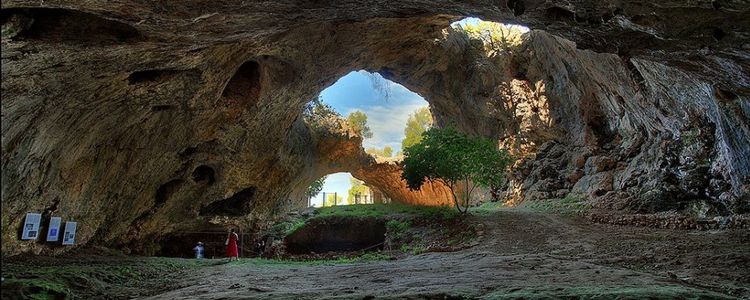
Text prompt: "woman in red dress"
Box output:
[[225, 228, 239, 261]]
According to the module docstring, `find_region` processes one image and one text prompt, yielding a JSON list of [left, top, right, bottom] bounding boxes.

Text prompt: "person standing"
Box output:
[[225, 228, 239, 261], [193, 242, 204, 259]]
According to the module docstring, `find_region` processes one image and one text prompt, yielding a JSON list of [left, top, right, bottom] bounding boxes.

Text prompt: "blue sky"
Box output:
[[454, 17, 481, 27], [311, 71, 428, 206], [309, 18, 529, 207], [452, 17, 530, 32], [319, 71, 429, 152]]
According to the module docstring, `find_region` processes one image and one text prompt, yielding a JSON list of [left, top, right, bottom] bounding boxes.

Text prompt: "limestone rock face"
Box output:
[[352, 157, 454, 207], [1, 1, 748, 255], [505, 33, 750, 214], [285, 115, 453, 210]]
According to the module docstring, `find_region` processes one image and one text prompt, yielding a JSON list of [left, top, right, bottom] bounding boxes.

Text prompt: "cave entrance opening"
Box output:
[[300, 18, 532, 211], [301, 70, 433, 208], [313, 70, 431, 160], [308, 172, 381, 208], [155, 225, 252, 258]]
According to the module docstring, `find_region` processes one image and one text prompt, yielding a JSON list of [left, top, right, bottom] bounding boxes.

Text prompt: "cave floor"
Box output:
[[4, 209, 748, 299], [144, 210, 749, 299]]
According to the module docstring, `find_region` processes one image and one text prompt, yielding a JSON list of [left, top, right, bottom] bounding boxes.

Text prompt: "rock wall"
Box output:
[[504, 33, 750, 214], [1, 1, 748, 255], [285, 115, 453, 209]]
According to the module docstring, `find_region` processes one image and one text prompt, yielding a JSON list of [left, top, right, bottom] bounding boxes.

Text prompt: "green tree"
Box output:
[[305, 176, 327, 199], [402, 107, 433, 150], [382, 146, 393, 157], [304, 97, 342, 132], [347, 178, 370, 203], [455, 21, 526, 52], [401, 127, 512, 213], [454, 21, 524, 56], [366, 145, 393, 157], [324, 193, 344, 206], [346, 111, 373, 138]]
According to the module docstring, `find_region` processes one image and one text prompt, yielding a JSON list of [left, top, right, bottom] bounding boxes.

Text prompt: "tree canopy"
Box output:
[[454, 21, 526, 53], [324, 193, 344, 207], [401, 127, 512, 213], [347, 178, 370, 204], [459, 21, 524, 49], [366, 145, 393, 157], [346, 111, 373, 138], [402, 107, 433, 150], [303, 97, 342, 132], [305, 176, 327, 199]]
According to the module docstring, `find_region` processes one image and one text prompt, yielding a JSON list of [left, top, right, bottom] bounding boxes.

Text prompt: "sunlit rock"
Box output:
[[1, 1, 748, 256]]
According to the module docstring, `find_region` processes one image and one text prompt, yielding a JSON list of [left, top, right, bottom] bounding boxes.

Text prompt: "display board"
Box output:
[[47, 217, 62, 242], [21, 213, 42, 240], [62, 222, 77, 245]]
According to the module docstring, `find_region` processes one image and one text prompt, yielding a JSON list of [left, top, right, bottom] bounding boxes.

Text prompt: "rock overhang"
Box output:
[[1, 1, 748, 256]]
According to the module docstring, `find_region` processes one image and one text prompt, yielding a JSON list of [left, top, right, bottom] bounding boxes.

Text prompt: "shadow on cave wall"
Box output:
[[1, 7, 143, 44], [157, 230, 255, 258], [199, 187, 256, 216]]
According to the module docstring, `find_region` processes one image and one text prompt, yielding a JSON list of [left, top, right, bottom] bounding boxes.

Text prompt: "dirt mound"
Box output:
[[284, 216, 386, 254]]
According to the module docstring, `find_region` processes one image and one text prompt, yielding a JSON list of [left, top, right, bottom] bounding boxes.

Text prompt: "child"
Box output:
[[193, 242, 204, 259]]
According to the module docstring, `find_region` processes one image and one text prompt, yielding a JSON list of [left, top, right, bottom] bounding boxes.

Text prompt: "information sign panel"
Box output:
[[21, 213, 42, 240], [47, 217, 62, 242], [62, 222, 77, 245]]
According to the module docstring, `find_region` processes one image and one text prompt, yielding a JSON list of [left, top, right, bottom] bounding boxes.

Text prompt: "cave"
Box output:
[[156, 229, 252, 258], [2, 1, 749, 299], [155, 180, 183, 206], [284, 217, 386, 254], [191, 165, 216, 184], [0, 7, 142, 43], [507, 0, 526, 16], [222, 60, 262, 108], [199, 187, 256, 216]]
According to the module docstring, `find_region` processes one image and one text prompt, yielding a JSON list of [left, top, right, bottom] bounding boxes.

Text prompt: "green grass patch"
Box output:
[[385, 220, 411, 236], [469, 201, 508, 215], [399, 244, 428, 255], [1, 278, 68, 300], [270, 218, 306, 237], [314, 203, 459, 221], [268, 203, 473, 258], [1, 257, 214, 299]]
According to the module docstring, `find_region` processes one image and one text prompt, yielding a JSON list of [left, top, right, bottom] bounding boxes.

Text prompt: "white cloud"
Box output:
[[348, 101, 428, 152], [325, 70, 429, 153]]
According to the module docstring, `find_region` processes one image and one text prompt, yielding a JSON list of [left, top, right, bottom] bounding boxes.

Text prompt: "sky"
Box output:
[[311, 172, 352, 207], [452, 17, 530, 32], [310, 71, 428, 207], [319, 70, 429, 152], [454, 17, 481, 27], [309, 18, 529, 207]]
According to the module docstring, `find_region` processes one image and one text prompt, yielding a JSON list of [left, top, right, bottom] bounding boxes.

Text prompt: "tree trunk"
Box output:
[[462, 178, 471, 214], [447, 183, 466, 213]]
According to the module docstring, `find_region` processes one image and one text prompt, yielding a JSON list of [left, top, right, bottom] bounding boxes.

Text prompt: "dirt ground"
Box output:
[[145, 209, 749, 299], [3, 209, 749, 299]]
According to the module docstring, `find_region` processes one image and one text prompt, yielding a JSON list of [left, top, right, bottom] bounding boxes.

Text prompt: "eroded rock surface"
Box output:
[[1, 1, 748, 255], [285, 114, 452, 209]]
